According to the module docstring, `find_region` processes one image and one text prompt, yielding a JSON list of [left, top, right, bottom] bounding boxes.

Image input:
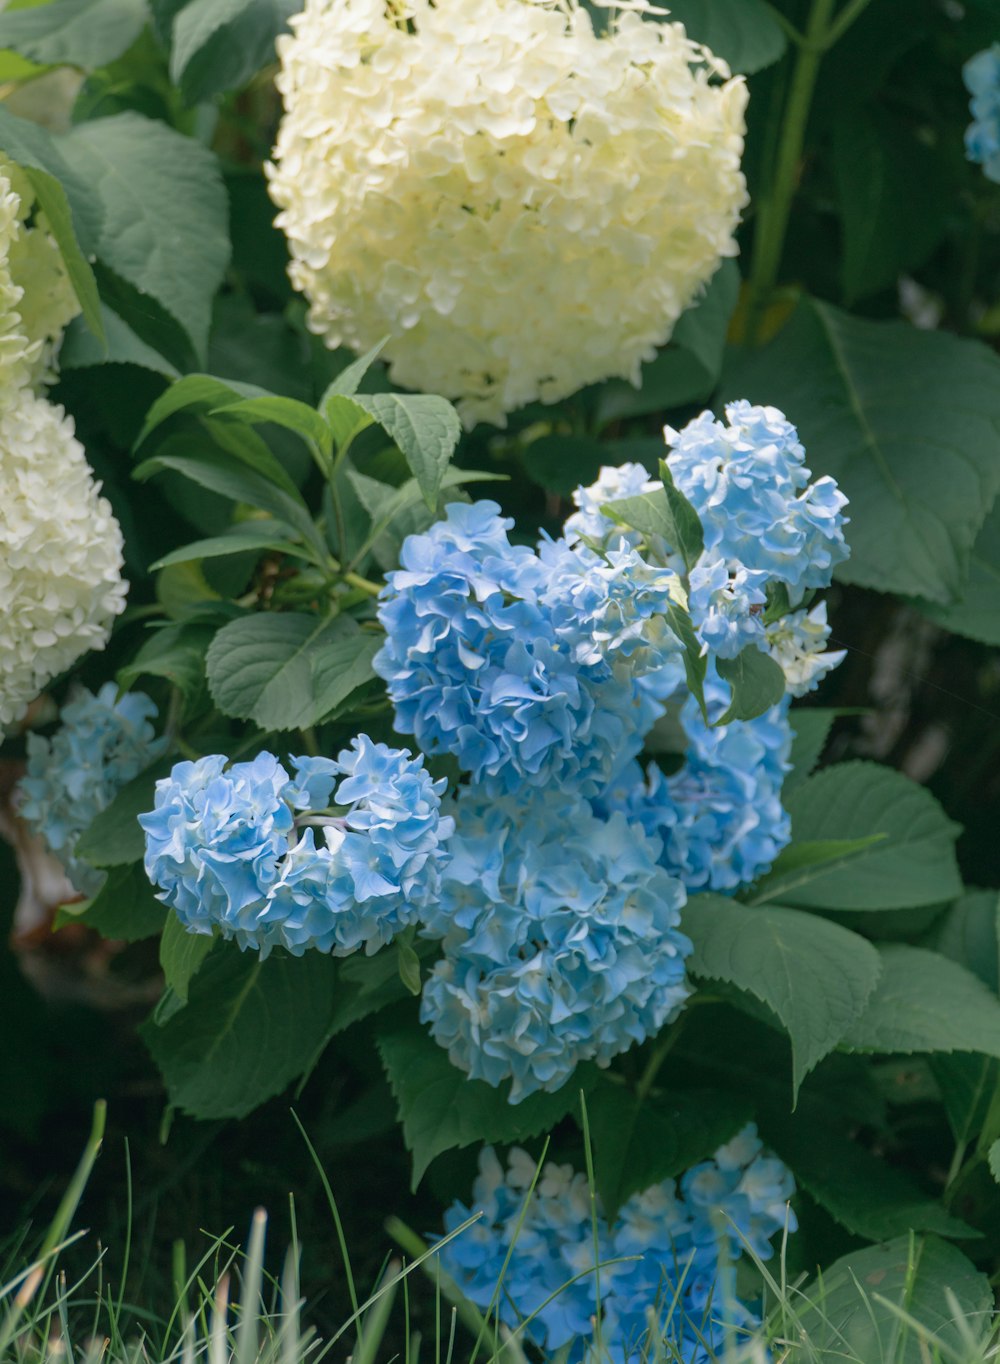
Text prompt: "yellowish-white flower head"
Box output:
[[0, 165, 125, 728], [268, 0, 748, 426], [0, 387, 128, 728]]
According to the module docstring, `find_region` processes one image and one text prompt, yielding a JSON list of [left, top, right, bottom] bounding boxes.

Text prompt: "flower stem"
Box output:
[[344, 570, 383, 596], [745, 0, 837, 342]]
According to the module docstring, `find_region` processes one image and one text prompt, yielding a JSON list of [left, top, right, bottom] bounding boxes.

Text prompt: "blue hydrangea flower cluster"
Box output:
[[140, 735, 452, 957], [964, 45, 1000, 183], [374, 501, 685, 797], [18, 683, 166, 896], [437, 1126, 796, 1364], [595, 669, 792, 895], [419, 786, 691, 1103]]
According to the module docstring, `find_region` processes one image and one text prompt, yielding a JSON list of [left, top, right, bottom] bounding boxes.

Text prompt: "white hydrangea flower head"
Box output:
[[0, 387, 127, 728], [765, 602, 845, 698], [268, 0, 749, 426]]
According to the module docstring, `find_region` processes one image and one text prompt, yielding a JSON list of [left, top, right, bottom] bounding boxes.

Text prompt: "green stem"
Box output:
[[823, 0, 873, 48], [746, 0, 837, 342], [344, 570, 383, 597], [635, 1019, 686, 1103]]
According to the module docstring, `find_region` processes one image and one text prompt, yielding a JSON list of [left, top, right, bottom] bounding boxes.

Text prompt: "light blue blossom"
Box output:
[[418, 787, 691, 1102], [595, 668, 792, 894], [18, 683, 166, 896], [964, 45, 1000, 183], [375, 503, 682, 797], [665, 402, 849, 597], [140, 737, 451, 957], [687, 556, 769, 659], [436, 1126, 796, 1364]]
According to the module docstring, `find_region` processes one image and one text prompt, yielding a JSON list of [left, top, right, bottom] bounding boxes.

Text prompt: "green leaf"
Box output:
[[150, 520, 304, 571], [377, 1025, 598, 1188], [724, 297, 1000, 603], [833, 106, 952, 304], [350, 393, 462, 510], [918, 498, 1000, 645], [0, 0, 148, 69], [321, 339, 388, 401], [142, 947, 342, 1119], [794, 1236, 993, 1364], [22, 165, 104, 343], [750, 835, 889, 905], [595, 261, 740, 423], [205, 613, 380, 731], [715, 646, 786, 723], [760, 1112, 975, 1242], [523, 435, 607, 498], [588, 1082, 751, 1220], [137, 373, 264, 447], [64, 112, 230, 363], [772, 761, 962, 911], [169, 0, 296, 103], [786, 707, 836, 793], [662, 601, 708, 724], [931, 889, 1000, 992], [0, 105, 101, 251], [216, 395, 332, 461], [842, 945, 1000, 1060], [57, 862, 166, 941], [397, 943, 422, 997], [602, 475, 704, 573], [60, 305, 175, 375], [75, 755, 177, 869], [117, 620, 215, 698], [989, 1139, 1000, 1186], [931, 1054, 1000, 1147], [683, 895, 882, 1094], [159, 915, 214, 1005], [658, 0, 786, 73]]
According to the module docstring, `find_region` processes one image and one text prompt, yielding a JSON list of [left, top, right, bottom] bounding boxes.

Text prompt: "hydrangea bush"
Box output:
[[0, 0, 999, 1354]]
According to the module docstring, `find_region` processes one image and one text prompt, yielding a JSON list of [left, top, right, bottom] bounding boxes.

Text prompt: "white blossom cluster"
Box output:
[[0, 166, 127, 729], [268, 0, 748, 427]]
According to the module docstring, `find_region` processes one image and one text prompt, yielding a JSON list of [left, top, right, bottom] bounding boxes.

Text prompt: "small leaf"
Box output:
[[322, 339, 388, 401], [22, 166, 104, 343], [205, 614, 379, 731], [150, 520, 304, 571], [170, 0, 297, 103], [159, 915, 214, 1005], [588, 1081, 751, 1219], [842, 944, 1000, 1060], [777, 762, 962, 910], [117, 620, 215, 698], [715, 646, 786, 723], [350, 393, 462, 509], [662, 601, 708, 724], [377, 1024, 599, 1188], [216, 395, 333, 461], [397, 943, 423, 997], [57, 862, 166, 941], [683, 895, 882, 1095], [75, 756, 178, 869], [794, 1237, 993, 1364]]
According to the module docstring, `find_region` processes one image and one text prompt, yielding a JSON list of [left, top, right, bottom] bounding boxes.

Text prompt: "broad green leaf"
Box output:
[[774, 762, 962, 910], [931, 1054, 1000, 1147], [150, 520, 304, 571], [142, 947, 342, 1119], [377, 1025, 598, 1188], [157, 561, 222, 620], [21, 165, 103, 341], [595, 261, 740, 423], [170, 0, 296, 103], [793, 1237, 993, 1364], [760, 1112, 974, 1242], [216, 395, 332, 461], [683, 895, 882, 1094], [931, 890, 1000, 992], [588, 1082, 751, 1219], [64, 112, 230, 363], [786, 708, 836, 793], [715, 646, 786, 723], [60, 305, 175, 375], [75, 755, 177, 869], [725, 298, 1000, 603], [205, 613, 379, 730], [918, 498, 1000, 645], [0, 105, 101, 250], [321, 339, 388, 401], [749, 835, 888, 905], [57, 862, 166, 941], [523, 435, 607, 498], [0, 0, 147, 69], [159, 915, 214, 1005], [833, 106, 952, 304], [660, 1, 785, 74], [842, 945, 1000, 1060], [117, 620, 215, 697], [350, 393, 462, 510]]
